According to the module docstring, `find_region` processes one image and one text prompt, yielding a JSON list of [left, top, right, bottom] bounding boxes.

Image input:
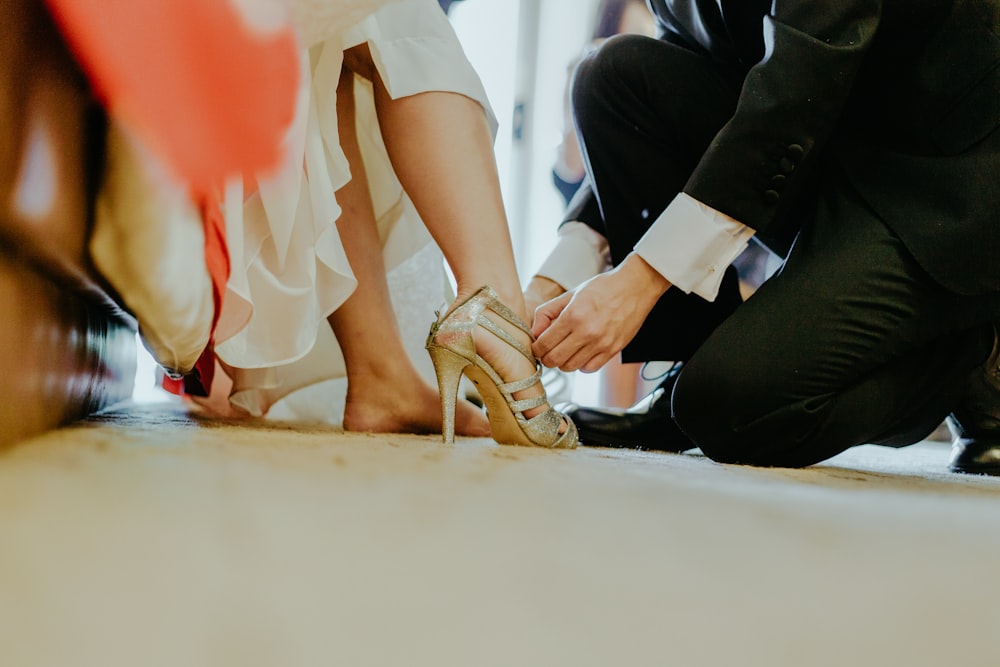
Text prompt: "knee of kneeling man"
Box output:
[[674, 376, 815, 466], [671, 370, 747, 463], [571, 35, 649, 112]]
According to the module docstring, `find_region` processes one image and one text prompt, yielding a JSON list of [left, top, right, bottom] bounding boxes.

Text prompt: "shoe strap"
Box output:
[[473, 353, 548, 415], [476, 307, 533, 362], [474, 289, 551, 418], [510, 394, 548, 414], [474, 352, 541, 394], [481, 288, 533, 337], [499, 366, 542, 394]]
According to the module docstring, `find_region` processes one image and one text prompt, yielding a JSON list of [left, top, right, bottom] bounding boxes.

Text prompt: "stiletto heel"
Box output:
[[427, 345, 470, 445], [426, 286, 578, 448]]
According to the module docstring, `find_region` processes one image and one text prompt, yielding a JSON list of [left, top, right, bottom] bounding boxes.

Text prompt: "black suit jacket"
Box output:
[[569, 0, 1000, 293]]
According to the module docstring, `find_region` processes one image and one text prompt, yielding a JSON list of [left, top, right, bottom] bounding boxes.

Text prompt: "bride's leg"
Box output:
[[329, 63, 490, 436], [342, 44, 562, 429], [366, 70, 523, 312]]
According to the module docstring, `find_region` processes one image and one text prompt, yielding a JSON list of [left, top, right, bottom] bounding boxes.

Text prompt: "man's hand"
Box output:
[[532, 253, 671, 372], [523, 276, 566, 325]]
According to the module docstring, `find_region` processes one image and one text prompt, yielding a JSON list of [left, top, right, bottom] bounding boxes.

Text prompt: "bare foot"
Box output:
[[187, 362, 253, 420], [342, 373, 490, 437]]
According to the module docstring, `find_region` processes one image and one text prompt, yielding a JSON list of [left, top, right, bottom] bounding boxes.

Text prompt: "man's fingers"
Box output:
[[533, 290, 611, 368], [531, 261, 661, 372], [557, 346, 594, 373], [580, 351, 613, 374], [548, 334, 614, 373], [534, 326, 575, 368], [531, 291, 572, 339]]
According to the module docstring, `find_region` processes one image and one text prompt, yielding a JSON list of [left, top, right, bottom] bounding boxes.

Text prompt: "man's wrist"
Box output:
[[619, 253, 671, 300]]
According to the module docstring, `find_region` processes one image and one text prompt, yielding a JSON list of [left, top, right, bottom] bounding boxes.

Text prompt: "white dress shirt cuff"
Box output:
[[633, 193, 754, 301], [535, 221, 611, 290]]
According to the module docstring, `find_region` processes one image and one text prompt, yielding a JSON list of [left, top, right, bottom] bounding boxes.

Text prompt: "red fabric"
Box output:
[[43, 0, 298, 398], [43, 0, 299, 191]]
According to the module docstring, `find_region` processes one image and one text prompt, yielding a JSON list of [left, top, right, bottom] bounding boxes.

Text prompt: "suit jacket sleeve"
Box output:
[[561, 175, 606, 235], [684, 0, 882, 237]]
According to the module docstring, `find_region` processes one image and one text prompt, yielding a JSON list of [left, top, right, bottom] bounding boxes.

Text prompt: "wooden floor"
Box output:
[[1, 402, 999, 666]]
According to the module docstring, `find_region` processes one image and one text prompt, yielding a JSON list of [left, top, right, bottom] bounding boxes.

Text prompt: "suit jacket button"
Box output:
[[770, 174, 787, 189], [764, 189, 780, 204], [787, 144, 804, 159], [779, 157, 796, 173]]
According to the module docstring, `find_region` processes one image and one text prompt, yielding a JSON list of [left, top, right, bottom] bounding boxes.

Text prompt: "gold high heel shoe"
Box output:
[[426, 286, 578, 448]]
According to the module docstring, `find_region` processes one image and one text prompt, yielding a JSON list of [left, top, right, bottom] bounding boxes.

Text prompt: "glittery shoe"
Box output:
[[426, 286, 577, 448]]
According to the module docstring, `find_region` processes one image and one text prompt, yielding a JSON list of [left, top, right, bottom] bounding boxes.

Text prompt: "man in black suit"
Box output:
[[526, 0, 1000, 470]]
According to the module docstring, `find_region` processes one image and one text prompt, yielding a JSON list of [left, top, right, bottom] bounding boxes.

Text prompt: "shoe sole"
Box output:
[[576, 429, 690, 453], [949, 462, 1000, 476]]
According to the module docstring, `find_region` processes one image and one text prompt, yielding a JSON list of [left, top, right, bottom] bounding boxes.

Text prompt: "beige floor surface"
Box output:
[[1, 402, 999, 666]]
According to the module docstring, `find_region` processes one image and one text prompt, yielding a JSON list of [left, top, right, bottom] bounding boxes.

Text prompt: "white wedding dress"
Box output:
[[213, 0, 496, 421]]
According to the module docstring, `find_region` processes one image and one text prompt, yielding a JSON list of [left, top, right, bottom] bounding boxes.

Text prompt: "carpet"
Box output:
[[0, 402, 998, 666]]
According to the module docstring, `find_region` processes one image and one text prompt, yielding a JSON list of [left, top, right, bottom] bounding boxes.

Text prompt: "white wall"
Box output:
[[450, 0, 604, 405], [450, 0, 600, 281]]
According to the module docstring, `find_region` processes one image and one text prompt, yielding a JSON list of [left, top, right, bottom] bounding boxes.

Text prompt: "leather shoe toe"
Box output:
[[950, 436, 1000, 475], [561, 386, 693, 453]]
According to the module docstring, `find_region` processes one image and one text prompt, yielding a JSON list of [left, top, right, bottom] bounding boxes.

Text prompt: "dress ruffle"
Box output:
[[213, 0, 496, 418]]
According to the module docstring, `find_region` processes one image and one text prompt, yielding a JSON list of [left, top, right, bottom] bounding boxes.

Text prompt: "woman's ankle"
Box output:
[[453, 282, 527, 323]]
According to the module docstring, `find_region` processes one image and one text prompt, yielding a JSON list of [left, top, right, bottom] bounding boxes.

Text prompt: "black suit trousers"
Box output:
[[572, 34, 1000, 466], [570, 35, 746, 363]]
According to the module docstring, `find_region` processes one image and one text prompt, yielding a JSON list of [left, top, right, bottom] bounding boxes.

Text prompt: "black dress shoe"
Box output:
[[950, 434, 1000, 475], [949, 331, 1000, 475], [562, 375, 694, 452]]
